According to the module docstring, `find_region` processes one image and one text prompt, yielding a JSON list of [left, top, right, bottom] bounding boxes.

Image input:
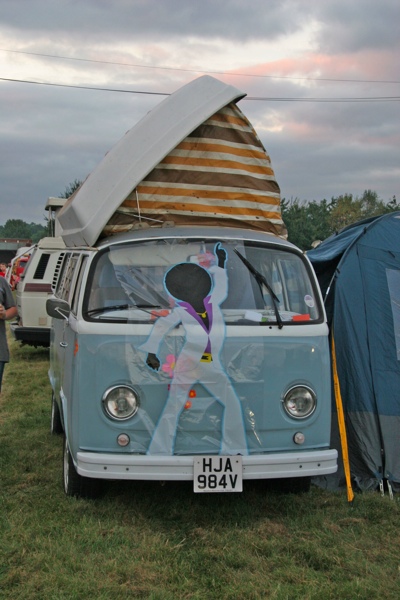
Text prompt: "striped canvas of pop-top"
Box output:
[[102, 102, 287, 238]]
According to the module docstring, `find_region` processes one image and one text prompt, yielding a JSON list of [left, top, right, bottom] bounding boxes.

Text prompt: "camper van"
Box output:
[[47, 76, 337, 497], [11, 236, 65, 347]]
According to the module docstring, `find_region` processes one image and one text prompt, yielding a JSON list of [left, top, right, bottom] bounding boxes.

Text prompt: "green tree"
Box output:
[[59, 179, 82, 198], [0, 219, 47, 243], [282, 190, 398, 250], [29, 222, 48, 243], [328, 194, 363, 232], [0, 219, 31, 239], [0, 180, 82, 244], [281, 198, 331, 250], [328, 190, 398, 232]]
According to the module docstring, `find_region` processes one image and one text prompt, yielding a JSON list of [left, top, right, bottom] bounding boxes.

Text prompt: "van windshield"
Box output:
[[83, 238, 322, 325]]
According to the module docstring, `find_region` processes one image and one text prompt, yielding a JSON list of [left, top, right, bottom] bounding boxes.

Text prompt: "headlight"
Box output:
[[282, 385, 316, 419], [102, 386, 139, 420]]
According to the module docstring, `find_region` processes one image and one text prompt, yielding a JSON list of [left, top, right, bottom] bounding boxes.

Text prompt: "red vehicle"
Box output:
[[7, 254, 31, 290]]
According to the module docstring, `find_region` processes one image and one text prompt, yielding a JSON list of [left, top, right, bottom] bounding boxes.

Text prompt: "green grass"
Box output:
[[1, 337, 399, 599]]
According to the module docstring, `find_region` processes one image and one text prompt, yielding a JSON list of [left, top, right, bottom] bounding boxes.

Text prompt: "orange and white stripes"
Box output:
[[102, 103, 286, 238]]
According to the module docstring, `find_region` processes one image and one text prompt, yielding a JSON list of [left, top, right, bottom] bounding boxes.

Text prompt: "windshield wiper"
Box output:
[[86, 304, 131, 316], [233, 248, 283, 329], [86, 303, 164, 317]]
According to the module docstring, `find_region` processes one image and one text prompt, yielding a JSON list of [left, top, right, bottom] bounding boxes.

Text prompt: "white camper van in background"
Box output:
[[11, 197, 66, 348], [11, 236, 66, 347]]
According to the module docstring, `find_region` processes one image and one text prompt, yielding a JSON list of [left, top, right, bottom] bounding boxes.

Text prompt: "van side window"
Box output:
[[56, 254, 80, 303], [71, 256, 88, 315], [33, 253, 51, 279]]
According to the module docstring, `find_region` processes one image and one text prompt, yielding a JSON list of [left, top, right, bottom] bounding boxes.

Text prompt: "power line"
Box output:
[[246, 95, 400, 102], [1, 76, 399, 102], [0, 76, 167, 95], [1, 48, 400, 85]]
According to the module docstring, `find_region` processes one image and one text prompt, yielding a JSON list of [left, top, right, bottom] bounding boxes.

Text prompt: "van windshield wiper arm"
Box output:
[[86, 304, 162, 316], [233, 248, 283, 329]]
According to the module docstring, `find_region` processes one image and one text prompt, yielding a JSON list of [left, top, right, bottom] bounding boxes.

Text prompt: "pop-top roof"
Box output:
[[58, 75, 286, 247]]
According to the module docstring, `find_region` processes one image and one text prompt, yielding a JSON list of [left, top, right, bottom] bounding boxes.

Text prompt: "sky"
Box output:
[[0, 0, 399, 226]]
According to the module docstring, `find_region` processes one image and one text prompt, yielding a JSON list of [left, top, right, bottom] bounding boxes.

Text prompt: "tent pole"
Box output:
[[331, 333, 355, 503]]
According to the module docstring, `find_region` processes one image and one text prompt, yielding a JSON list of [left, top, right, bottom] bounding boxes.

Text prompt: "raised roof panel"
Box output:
[[58, 76, 246, 247]]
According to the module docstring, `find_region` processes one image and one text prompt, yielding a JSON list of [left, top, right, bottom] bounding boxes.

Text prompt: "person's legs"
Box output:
[[147, 363, 249, 456], [203, 373, 249, 455], [147, 379, 193, 454], [0, 361, 5, 393]]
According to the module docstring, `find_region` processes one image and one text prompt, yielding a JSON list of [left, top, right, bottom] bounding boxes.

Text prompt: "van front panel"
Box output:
[[72, 330, 330, 457], [62, 234, 332, 461]]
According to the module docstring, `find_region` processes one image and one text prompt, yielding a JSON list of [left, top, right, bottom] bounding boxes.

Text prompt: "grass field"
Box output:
[[1, 338, 399, 599]]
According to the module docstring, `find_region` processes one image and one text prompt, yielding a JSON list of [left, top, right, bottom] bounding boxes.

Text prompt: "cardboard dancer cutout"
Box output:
[[139, 243, 248, 455]]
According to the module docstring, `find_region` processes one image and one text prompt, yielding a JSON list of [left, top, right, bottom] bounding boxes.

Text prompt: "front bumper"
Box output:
[[76, 449, 338, 481]]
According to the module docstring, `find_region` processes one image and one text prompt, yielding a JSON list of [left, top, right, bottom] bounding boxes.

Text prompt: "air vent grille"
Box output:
[[33, 253, 50, 279], [52, 252, 66, 292]]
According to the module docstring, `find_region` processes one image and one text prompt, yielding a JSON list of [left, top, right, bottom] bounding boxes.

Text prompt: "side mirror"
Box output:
[[46, 297, 71, 321]]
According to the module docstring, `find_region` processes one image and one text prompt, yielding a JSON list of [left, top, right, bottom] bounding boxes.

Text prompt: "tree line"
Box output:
[[1, 186, 397, 250], [0, 180, 82, 244], [282, 190, 398, 250], [0, 220, 48, 244]]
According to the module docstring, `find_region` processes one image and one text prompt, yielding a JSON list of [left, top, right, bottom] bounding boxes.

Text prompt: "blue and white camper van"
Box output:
[[47, 76, 337, 497]]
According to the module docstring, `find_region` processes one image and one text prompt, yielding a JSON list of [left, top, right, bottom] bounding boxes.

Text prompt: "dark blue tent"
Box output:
[[308, 212, 400, 493]]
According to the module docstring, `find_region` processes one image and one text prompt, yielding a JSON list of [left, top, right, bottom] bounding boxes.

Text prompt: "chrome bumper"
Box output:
[[76, 449, 338, 481]]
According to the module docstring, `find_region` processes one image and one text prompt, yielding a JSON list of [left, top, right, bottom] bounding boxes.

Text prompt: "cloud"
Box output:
[[0, 0, 306, 42], [311, 0, 400, 52], [0, 0, 398, 228]]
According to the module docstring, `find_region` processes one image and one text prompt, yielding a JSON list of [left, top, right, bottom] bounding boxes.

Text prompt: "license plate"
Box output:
[[193, 455, 243, 493]]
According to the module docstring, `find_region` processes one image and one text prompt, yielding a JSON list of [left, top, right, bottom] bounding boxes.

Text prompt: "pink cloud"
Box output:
[[225, 50, 397, 84]]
